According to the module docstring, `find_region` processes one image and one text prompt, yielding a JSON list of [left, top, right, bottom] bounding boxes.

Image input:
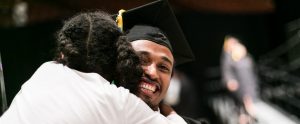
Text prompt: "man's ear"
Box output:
[[171, 67, 175, 77]]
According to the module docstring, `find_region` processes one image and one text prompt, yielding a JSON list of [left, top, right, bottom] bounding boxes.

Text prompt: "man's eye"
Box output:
[[159, 65, 170, 73], [140, 59, 148, 65], [140, 56, 149, 65]]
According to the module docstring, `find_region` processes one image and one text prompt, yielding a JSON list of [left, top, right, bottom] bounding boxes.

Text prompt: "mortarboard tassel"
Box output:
[[116, 9, 126, 31]]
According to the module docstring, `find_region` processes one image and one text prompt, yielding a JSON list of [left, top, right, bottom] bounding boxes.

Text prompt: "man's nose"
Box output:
[[143, 64, 158, 79]]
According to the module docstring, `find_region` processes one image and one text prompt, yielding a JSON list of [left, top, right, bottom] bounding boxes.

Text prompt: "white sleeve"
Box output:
[[124, 93, 187, 124], [167, 113, 187, 124]]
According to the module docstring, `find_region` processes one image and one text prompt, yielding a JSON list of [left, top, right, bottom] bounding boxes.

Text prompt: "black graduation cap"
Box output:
[[117, 0, 195, 66]]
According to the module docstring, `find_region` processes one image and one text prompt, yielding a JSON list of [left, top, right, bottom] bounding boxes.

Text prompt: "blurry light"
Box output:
[[164, 76, 181, 106], [13, 0, 28, 27]]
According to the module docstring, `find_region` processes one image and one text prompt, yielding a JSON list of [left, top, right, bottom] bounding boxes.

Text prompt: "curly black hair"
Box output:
[[115, 36, 143, 93], [53, 11, 142, 91]]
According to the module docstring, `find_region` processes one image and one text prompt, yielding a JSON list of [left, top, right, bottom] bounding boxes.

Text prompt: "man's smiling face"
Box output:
[[131, 40, 174, 111]]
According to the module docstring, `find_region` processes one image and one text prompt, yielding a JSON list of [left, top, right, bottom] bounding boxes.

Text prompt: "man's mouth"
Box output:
[[140, 83, 157, 92], [138, 78, 160, 95]]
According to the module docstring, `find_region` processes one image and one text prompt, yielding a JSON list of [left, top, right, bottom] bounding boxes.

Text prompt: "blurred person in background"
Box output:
[[221, 35, 259, 124]]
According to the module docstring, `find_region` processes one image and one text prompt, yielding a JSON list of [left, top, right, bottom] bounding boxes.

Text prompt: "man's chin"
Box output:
[[138, 94, 158, 111], [146, 101, 158, 111]]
